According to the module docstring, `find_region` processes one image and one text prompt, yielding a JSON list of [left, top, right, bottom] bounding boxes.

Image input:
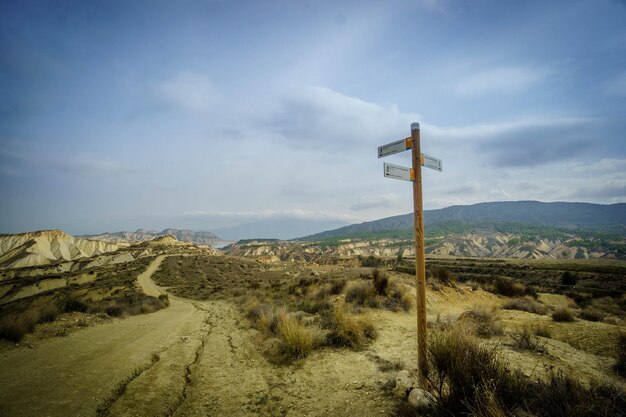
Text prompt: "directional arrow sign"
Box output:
[[383, 162, 414, 182], [421, 153, 442, 171], [378, 137, 411, 158]]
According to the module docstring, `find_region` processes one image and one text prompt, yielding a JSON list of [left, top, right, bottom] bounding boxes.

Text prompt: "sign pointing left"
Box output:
[[378, 137, 411, 158]]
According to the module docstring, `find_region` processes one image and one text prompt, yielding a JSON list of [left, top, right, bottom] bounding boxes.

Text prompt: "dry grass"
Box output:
[[424, 324, 626, 417], [345, 270, 412, 312], [502, 297, 548, 315], [324, 302, 377, 349], [457, 306, 503, 338], [489, 276, 537, 298], [276, 312, 317, 359], [512, 328, 544, 352], [534, 323, 552, 338], [552, 307, 576, 322], [616, 332, 626, 378], [0, 298, 59, 342]]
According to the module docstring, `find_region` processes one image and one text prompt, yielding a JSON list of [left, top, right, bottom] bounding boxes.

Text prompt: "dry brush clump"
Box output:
[[489, 276, 537, 298], [0, 298, 59, 343], [423, 324, 626, 417], [345, 269, 412, 312], [457, 306, 503, 338], [615, 332, 626, 378], [502, 297, 548, 315], [552, 307, 576, 322], [323, 301, 377, 349]]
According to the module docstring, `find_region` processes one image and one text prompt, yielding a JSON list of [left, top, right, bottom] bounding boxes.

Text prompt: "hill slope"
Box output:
[[83, 229, 221, 245], [303, 201, 626, 240], [0, 230, 121, 269]]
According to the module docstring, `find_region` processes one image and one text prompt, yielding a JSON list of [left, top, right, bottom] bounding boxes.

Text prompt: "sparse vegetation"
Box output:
[[430, 266, 454, 285], [615, 332, 626, 377], [534, 323, 552, 338], [552, 307, 576, 322], [323, 301, 376, 349], [502, 297, 548, 315], [561, 271, 578, 286], [424, 324, 626, 417], [457, 306, 503, 338], [513, 328, 544, 352]]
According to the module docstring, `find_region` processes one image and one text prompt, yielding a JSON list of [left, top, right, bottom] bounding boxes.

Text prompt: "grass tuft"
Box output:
[[502, 297, 547, 315], [324, 302, 377, 349], [458, 306, 503, 338], [552, 307, 576, 322]]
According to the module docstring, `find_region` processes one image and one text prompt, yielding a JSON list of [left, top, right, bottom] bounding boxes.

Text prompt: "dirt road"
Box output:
[[0, 257, 397, 417]]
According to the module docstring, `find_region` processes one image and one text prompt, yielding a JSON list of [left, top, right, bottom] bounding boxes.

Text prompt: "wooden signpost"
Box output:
[[378, 122, 442, 388]]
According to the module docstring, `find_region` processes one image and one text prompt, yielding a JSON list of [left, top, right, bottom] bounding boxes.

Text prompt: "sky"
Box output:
[[1, 0, 625, 236]]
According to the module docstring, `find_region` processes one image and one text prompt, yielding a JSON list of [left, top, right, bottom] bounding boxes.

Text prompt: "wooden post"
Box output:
[[410, 122, 428, 387]]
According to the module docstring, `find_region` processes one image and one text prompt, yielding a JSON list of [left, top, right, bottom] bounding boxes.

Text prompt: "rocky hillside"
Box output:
[[226, 230, 623, 261], [0, 230, 121, 269], [83, 228, 221, 245]]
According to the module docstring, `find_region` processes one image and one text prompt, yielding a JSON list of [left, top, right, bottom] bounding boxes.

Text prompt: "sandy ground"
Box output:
[[0, 257, 398, 417], [0, 258, 623, 417]]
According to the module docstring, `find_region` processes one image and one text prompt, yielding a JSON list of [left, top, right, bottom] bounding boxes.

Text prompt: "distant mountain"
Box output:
[[83, 228, 221, 245], [302, 201, 626, 240], [213, 218, 349, 241]]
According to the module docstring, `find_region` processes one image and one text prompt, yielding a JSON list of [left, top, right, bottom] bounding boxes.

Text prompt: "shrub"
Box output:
[[345, 281, 377, 308], [580, 308, 604, 322], [276, 312, 316, 359], [360, 255, 384, 268], [258, 308, 280, 335], [427, 325, 521, 415], [502, 297, 548, 315], [561, 271, 578, 286], [552, 307, 575, 322], [345, 278, 412, 312], [324, 302, 377, 348], [458, 306, 503, 338], [426, 325, 626, 416], [158, 293, 170, 307], [513, 328, 544, 352], [0, 318, 27, 342], [615, 333, 626, 377], [431, 267, 454, 284], [36, 299, 59, 323], [535, 324, 552, 338], [329, 279, 346, 295], [492, 277, 527, 297], [62, 297, 88, 313], [372, 269, 389, 295]]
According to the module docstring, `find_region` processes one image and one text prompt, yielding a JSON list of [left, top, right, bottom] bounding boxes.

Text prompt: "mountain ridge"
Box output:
[[302, 201, 626, 240], [82, 228, 221, 245]]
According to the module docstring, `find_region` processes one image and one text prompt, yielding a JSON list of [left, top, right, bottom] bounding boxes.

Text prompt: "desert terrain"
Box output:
[[0, 231, 624, 416]]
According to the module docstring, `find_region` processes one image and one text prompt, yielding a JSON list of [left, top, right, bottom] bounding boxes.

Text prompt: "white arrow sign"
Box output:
[[383, 162, 413, 182], [422, 153, 442, 171], [378, 137, 411, 158]]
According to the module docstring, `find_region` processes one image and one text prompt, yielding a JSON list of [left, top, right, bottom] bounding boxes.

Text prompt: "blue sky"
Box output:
[[1, 0, 625, 235]]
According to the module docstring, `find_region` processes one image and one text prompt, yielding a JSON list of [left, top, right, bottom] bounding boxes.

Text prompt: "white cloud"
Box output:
[[350, 194, 404, 211], [155, 70, 217, 113], [456, 66, 551, 96], [267, 86, 421, 148], [605, 71, 626, 97], [180, 209, 360, 223]]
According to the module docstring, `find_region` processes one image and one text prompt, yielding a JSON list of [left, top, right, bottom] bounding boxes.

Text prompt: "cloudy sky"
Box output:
[[1, 0, 625, 235]]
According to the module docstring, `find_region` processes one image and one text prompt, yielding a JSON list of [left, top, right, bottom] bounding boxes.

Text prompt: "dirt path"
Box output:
[[0, 257, 398, 417], [136, 254, 166, 297]]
